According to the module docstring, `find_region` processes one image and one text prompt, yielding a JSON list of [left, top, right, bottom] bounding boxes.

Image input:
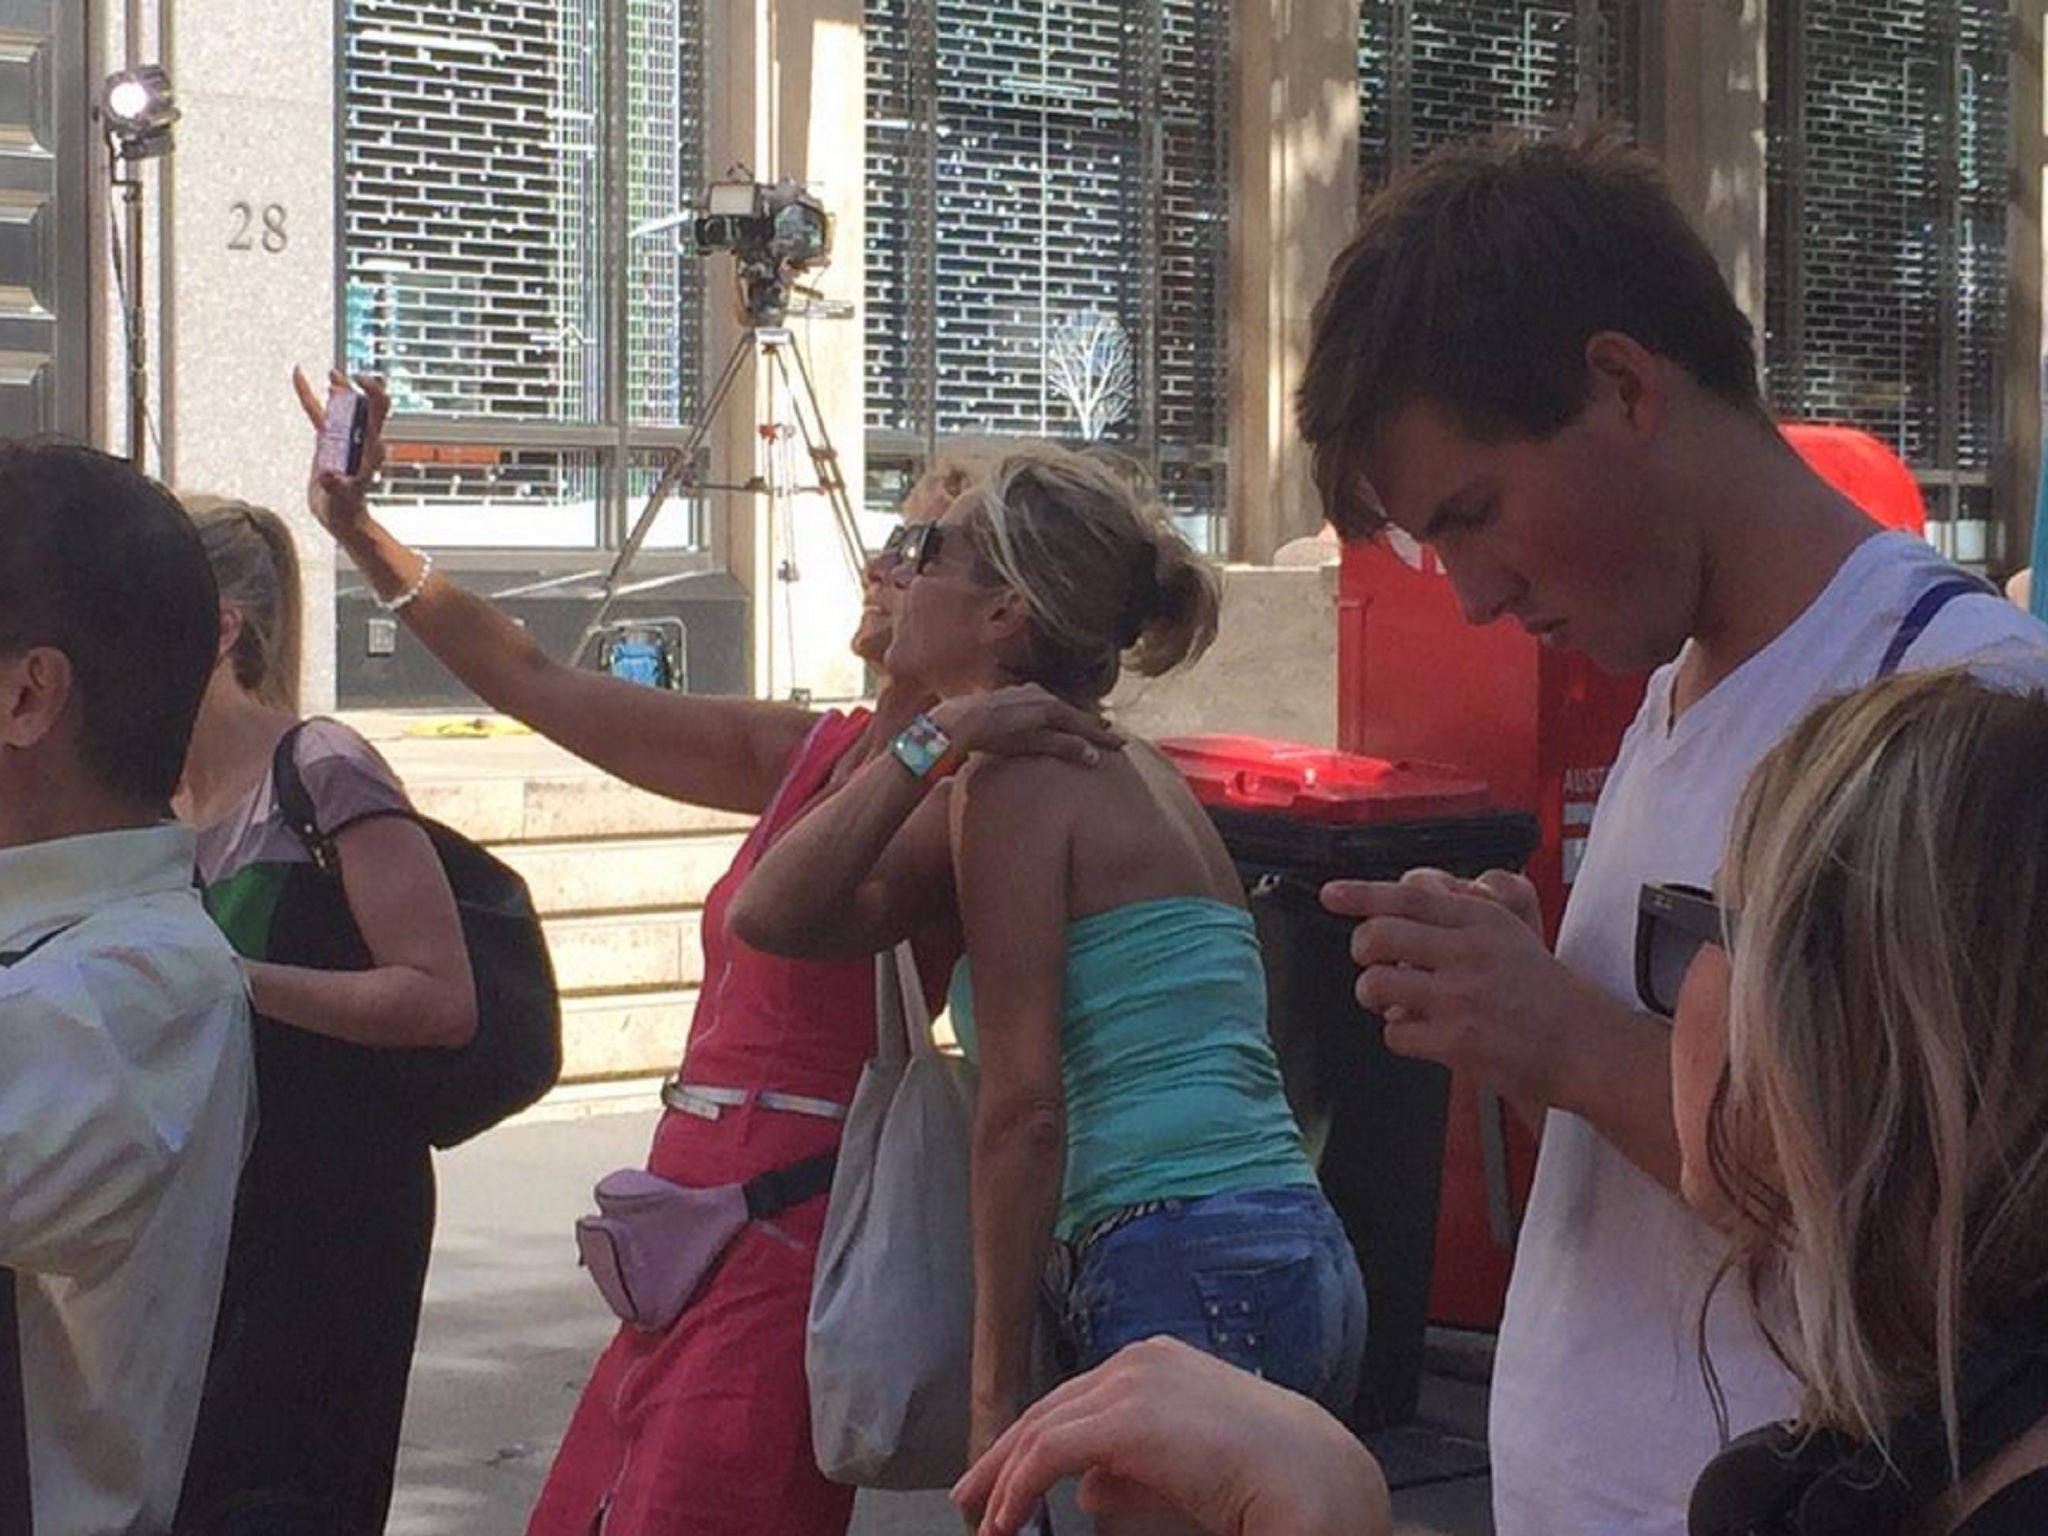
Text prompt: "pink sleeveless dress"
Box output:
[[527, 711, 953, 1536]]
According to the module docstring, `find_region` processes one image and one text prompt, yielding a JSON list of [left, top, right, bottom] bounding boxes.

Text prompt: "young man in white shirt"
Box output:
[[0, 442, 255, 1536], [1295, 132, 2048, 1536]]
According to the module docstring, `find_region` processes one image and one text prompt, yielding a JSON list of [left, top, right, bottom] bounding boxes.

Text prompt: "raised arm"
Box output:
[[731, 684, 1120, 960], [294, 369, 813, 815], [952, 755, 1074, 1464], [725, 740, 958, 960], [245, 811, 477, 1049]]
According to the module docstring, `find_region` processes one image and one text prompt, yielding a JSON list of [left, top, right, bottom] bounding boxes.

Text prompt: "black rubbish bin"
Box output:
[[1161, 737, 1539, 1432]]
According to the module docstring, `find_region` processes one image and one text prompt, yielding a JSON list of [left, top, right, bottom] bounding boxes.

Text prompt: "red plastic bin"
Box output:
[[1161, 735, 1492, 823], [1160, 732, 1538, 1427]]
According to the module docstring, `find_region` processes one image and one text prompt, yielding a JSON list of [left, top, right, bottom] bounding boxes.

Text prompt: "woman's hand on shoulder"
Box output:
[[930, 684, 1123, 766]]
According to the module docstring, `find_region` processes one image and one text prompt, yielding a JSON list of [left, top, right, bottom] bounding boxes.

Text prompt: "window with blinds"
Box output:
[[1358, 0, 1641, 191], [864, 0, 1232, 542], [1764, 0, 2008, 536], [340, 0, 705, 550]]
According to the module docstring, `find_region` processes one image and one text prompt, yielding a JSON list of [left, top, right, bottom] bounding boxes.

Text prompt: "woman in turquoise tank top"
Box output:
[[736, 446, 1367, 1525]]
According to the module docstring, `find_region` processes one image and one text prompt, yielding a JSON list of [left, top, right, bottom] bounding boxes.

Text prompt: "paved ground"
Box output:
[[386, 1098, 1492, 1535]]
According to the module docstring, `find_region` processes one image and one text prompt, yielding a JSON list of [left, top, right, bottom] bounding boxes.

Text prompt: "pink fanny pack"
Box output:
[[575, 1152, 837, 1332]]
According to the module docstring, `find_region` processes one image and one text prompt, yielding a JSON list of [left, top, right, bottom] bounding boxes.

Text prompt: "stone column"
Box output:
[[705, 0, 868, 703], [1227, 0, 1362, 563], [1637, 0, 1768, 336], [159, 0, 340, 708]]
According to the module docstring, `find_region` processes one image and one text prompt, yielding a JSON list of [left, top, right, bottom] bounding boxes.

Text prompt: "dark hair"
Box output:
[[1296, 127, 1765, 539], [0, 441, 219, 807]]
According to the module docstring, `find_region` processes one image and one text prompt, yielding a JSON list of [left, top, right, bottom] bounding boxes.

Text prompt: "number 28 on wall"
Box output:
[[227, 202, 288, 254]]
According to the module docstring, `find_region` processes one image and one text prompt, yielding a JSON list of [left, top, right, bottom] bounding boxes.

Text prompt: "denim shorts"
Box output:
[[1059, 1183, 1368, 1414]]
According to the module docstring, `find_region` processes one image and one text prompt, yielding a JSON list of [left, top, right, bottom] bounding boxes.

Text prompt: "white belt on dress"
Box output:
[[661, 1078, 849, 1123]]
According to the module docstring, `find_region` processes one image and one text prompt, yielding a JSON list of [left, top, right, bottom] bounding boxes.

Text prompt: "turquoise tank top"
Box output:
[[949, 896, 1316, 1239]]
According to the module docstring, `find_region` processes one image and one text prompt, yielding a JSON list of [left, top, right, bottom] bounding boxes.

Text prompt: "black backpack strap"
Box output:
[[742, 1151, 837, 1220], [0, 1270, 31, 1534], [269, 720, 341, 877], [1876, 575, 1997, 680]]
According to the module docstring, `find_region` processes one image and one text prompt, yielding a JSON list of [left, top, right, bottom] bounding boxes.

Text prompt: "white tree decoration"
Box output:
[[1044, 311, 1135, 441]]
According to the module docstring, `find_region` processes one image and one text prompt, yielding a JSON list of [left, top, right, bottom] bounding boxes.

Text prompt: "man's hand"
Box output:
[[953, 1338, 1390, 1536], [1320, 868, 1595, 1111], [1321, 868, 1685, 1188]]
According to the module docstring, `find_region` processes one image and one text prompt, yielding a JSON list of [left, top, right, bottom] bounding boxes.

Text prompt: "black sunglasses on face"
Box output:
[[893, 521, 947, 577], [1635, 882, 1735, 1017]]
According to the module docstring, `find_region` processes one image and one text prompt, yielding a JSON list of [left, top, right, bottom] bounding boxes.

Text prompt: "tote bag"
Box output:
[[808, 942, 979, 1489]]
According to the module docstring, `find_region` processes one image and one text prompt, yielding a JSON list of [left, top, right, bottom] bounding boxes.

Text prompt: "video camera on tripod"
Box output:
[[691, 170, 833, 326], [575, 167, 862, 692]]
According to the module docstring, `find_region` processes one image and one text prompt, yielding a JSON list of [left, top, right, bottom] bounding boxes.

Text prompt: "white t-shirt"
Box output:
[[1489, 532, 2048, 1536], [0, 825, 254, 1536]]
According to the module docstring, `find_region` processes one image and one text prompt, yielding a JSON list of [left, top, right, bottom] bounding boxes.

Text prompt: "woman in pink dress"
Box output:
[[302, 373, 1102, 1534]]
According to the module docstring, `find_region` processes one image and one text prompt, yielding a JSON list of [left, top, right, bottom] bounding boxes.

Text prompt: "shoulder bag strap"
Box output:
[[269, 719, 342, 877], [1876, 575, 1997, 680], [893, 941, 935, 1059], [742, 1150, 839, 1219], [872, 940, 938, 1064], [873, 947, 910, 1067]]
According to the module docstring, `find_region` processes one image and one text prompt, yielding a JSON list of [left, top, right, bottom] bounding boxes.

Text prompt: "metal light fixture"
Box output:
[[98, 64, 178, 467], [99, 65, 179, 159]]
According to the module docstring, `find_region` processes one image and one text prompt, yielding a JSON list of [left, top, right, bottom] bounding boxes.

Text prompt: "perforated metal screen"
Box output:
[[340, 0, 705, 545], [1358, 0, 1641, 190], [864, 0, 1232, 534], [1764, 0, 2008, 528]]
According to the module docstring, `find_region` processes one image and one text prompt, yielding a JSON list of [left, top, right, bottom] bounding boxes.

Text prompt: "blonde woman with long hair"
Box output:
[[953, 667, 2048, 1536], [1663, 667, 2048, 1536]]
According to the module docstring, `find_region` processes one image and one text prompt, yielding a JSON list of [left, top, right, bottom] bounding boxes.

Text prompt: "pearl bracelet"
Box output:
[[377, 549, 434, 613]]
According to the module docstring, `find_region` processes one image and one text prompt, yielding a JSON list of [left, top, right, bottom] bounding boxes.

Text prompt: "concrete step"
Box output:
[[409, 773, 756, 847], [543, 911, 706, 995], [559, 989, 697, 1082], [495, 833, 747, 917]]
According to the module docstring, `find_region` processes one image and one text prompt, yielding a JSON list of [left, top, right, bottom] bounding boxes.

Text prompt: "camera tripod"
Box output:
[[571, 322, 867, 672]]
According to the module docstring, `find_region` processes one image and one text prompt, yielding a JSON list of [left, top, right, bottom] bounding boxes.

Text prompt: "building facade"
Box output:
[[51, 1, 2047, 707]]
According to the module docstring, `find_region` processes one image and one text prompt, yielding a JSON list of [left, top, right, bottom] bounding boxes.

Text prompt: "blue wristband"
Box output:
[[890, 711, 959, 780]]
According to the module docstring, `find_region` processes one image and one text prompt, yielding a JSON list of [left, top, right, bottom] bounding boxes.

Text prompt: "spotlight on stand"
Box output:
[[99, 65, 179, 159], [97, 65, 177, 469]]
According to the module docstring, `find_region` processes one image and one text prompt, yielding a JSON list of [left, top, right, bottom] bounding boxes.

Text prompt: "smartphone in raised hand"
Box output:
[[314, 381, 368, 477]]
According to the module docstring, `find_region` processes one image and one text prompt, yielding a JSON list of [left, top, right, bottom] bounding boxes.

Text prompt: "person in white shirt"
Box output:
[[1290, 130, 2048, 1535], [0, 442, 255, 1536]]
